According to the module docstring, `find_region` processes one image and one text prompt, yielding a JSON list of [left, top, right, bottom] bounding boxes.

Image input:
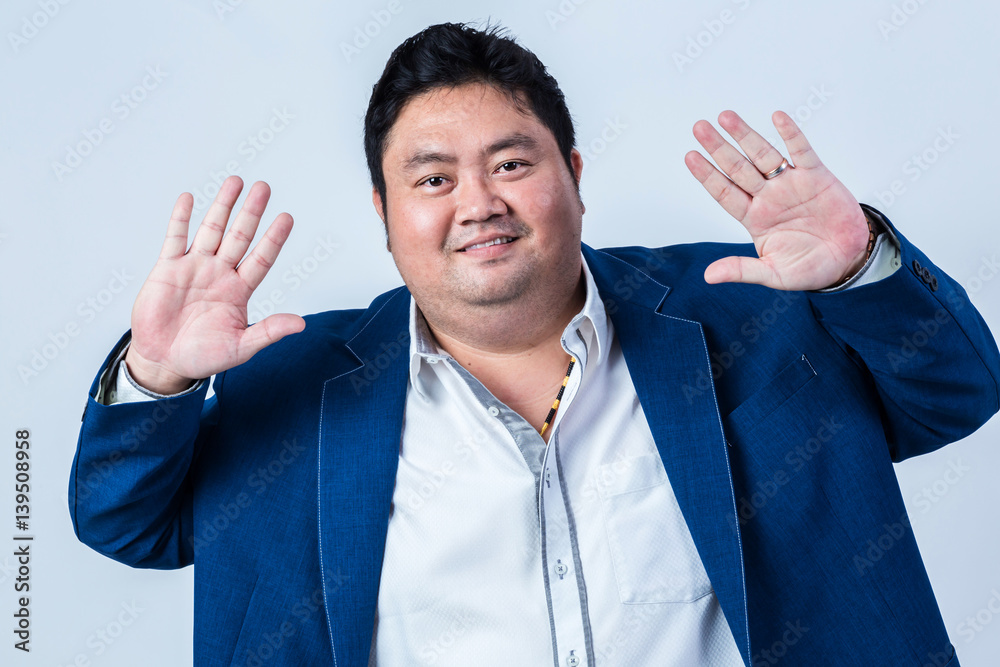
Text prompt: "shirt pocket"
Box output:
[[597, 452, 714, 604]]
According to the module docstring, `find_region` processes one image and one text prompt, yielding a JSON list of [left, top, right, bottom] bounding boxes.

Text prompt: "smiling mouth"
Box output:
[[458, 236, 517, 252]]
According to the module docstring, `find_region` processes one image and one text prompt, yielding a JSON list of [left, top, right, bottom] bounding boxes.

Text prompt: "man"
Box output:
[[69, 22, 999, 667]]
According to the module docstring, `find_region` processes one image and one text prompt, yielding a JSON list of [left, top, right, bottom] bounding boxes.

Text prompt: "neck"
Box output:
[[418, 270, 586, 428]]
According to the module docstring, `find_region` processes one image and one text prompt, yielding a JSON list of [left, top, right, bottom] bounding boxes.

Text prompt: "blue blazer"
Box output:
[[70, 206, 1000, 666]]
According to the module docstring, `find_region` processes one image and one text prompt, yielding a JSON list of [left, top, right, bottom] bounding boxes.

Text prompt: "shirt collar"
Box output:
[[407, 252, 611, 398]]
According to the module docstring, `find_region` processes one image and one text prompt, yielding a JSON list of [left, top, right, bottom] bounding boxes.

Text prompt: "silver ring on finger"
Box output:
[[762, 157, 791, 180]]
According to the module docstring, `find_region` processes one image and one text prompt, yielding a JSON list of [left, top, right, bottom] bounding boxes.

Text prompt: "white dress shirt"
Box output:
[[104, 236, 900, 666], [368, 256, 745, 666]]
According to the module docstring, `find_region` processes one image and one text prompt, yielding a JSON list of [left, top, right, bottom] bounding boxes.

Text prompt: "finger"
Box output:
[[692, 118, 765, 195], [160, 192, 194, 259], [717, 110, 787, 184], [704, 256, 780, 288], [237, 313, 306, 363], [772, 110, 822, 169], [684, 150, 751, 222], [217, 181, 271, 265], [236, 212, 294, 290], [190, 175, 244, 256]]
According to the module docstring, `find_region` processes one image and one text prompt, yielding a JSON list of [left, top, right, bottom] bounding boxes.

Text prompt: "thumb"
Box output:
[[704, 256, 778, 287], [238, 313, 307, 362]]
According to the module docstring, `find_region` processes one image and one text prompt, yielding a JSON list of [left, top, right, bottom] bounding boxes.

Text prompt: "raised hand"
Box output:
[[123, 176, 305, 394], [684, 110, 871, 291]]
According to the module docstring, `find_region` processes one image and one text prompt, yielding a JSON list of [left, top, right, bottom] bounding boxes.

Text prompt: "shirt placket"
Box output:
[[426, 323, 596, 667], [538, 330, 593, 667]]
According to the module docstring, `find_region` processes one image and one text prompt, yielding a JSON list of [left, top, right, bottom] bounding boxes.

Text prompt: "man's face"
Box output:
[[374, 82, 584, 315]]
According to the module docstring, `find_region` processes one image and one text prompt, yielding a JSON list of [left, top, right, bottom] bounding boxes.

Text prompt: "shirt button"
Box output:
[[555, 562, 569, 577], [488, 406, 500, 417], [427, 358, 438, 364], [566, 652, 580, 666]]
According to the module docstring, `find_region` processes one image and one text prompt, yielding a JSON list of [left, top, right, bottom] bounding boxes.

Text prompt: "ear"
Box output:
[[372, 187, 386, 223], [570, 148, 586, 215], [372, 187, 391, 252], [571, 148, 584, 183]]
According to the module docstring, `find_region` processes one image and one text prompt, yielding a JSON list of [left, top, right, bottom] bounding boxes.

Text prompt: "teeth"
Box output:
[[466, 236, 514, 251]]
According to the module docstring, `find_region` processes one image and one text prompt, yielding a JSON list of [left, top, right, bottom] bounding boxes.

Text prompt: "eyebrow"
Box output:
[[401, 133, 541, 173]]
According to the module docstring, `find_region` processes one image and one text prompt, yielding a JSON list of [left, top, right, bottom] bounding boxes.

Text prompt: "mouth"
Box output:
[[457, 236, 518, 252]]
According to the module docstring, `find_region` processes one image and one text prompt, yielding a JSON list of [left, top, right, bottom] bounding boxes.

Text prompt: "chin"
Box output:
[[454, 284, 529, 308]]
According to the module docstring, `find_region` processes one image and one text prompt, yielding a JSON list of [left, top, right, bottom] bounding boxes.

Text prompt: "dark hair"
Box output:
[[364, 21, 577, 211]]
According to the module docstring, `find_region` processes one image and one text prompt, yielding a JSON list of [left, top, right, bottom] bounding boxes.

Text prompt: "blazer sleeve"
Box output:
[[68, 329, 221, 569], [806, 204, 1000, 462]]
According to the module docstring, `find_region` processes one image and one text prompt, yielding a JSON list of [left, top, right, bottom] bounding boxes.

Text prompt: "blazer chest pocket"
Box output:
[[724, 354, 818, 434], [597, 452, 714, 604]]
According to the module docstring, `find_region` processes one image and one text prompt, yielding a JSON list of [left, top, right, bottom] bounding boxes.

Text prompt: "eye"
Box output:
[[421, 176, 446, 188], [496, 161, 523, 173]]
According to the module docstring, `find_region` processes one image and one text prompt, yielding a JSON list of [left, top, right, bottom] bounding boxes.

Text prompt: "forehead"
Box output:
[[383, 83, 553, 164]]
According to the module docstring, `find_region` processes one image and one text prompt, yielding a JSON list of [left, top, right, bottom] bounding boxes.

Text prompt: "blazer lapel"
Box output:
[[584, 244, 752, 666], [317, 286, 411, 665]]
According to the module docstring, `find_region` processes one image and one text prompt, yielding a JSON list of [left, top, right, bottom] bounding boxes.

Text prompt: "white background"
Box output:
[[2, 0, 998, 665]]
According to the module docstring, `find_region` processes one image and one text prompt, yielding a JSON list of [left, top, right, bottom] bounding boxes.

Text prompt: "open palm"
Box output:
[[684, 110, 871, 291], [125, 177, 305, 394]]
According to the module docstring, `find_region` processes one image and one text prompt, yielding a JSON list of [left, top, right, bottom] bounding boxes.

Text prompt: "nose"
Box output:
[[454, 174, 507, 224]]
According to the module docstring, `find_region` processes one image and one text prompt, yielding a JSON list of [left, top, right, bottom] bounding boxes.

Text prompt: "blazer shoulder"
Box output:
[[591, 241, 757, 286], [223, 285, 409, 384], [588, 241, 819, 328]]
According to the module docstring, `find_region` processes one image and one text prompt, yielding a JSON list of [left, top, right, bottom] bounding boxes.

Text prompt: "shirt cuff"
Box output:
[[100, 341, 205, 405], [813, 209, 902, 293]]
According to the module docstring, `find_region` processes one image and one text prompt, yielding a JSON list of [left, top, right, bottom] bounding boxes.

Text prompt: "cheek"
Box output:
[[513, 182, 579, 236], [506, 183, 552, 223], [386, 199, 456, 286], [388, 198, 451, 247]]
